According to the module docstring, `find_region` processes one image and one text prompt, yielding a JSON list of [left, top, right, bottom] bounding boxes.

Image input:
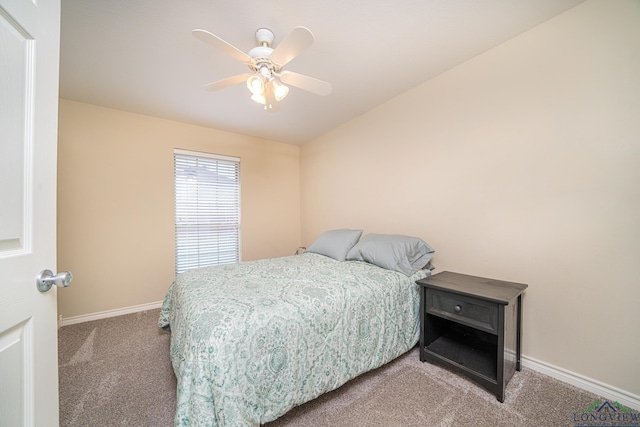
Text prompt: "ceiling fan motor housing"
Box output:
[[249, 28, 278, 73]]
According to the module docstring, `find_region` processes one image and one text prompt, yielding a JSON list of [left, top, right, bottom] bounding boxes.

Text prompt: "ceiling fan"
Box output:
[[193, 26, 332, 112]]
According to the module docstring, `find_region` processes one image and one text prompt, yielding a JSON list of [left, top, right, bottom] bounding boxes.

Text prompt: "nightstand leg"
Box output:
[[496, 305, 505, 402], [516, 294, 522, 371], [419, 286, 426, 362]]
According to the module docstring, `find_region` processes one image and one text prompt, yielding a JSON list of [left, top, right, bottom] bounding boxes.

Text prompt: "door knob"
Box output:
[[36, 269, 73, 293]]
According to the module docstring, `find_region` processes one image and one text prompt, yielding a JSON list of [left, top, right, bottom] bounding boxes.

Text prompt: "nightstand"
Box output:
[[416, 271, 527, 402]]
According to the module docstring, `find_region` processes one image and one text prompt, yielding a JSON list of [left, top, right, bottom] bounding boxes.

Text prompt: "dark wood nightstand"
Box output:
[[416, 271, 527, 402]]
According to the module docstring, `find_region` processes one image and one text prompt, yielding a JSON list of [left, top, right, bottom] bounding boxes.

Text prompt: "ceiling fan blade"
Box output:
[[204, 74, 251, 91], [280, 71, 332, 96], [270, 26, 314, 67], [193, 29, 253, 64]]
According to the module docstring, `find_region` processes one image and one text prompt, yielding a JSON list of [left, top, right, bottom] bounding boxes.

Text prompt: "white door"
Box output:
[[0, 0, 62, 425]]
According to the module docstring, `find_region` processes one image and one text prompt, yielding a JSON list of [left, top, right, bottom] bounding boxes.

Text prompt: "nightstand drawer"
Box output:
[[426, 290, 498, 334]]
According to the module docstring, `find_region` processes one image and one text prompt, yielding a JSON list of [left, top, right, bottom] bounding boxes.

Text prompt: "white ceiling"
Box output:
[[60, 0, 584, 145]]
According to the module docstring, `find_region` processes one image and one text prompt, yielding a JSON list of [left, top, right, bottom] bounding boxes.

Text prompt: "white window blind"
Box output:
[[174, 149, 240, 274]]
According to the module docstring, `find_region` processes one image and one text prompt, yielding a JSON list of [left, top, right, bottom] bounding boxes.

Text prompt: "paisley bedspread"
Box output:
[[159, 253, 427, 426]]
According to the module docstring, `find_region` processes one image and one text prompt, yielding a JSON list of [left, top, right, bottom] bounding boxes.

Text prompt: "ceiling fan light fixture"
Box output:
[[250, 92, 266, 105], [271, 79, 289, 101], [246, 74, 265, 96]]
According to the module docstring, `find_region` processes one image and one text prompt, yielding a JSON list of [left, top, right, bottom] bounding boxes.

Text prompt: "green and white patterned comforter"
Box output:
[[159, 253, 428, 426]]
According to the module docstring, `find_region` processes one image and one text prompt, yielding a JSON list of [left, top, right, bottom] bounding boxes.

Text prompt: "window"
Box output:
[[174, 149, 240, 274]]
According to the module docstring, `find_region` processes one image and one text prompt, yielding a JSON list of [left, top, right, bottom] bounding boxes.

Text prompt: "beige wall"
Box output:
[[301, 0, 640, 395], [57, 100, 300, 318], [57, 0, 639, 397]]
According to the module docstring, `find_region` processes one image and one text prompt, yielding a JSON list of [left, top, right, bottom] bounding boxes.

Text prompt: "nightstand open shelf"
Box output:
[[424, 322, 498, 385], [417, 271, 527, 402]]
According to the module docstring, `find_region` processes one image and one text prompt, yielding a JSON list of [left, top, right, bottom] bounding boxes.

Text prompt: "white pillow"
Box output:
[[347, 233, 435, 276], [305, 229, 363, 261]]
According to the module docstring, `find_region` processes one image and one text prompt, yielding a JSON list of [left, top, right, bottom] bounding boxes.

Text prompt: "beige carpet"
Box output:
[[59, 309, 603, 426]]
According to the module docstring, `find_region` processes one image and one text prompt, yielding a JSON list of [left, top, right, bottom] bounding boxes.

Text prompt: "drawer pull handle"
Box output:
[[454, 305, 462, 313]]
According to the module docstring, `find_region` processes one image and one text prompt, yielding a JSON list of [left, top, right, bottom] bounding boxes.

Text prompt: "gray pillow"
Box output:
[[305, 229, 363, 261], [346, 234, 435, 276]]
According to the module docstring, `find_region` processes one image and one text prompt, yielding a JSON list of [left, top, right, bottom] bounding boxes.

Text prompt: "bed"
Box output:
[[159, 231, 435, 426]]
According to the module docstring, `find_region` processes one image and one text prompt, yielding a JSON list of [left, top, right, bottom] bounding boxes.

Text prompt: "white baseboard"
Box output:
[[60, 301, 163, 327], [522, 355, 640, 411]]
